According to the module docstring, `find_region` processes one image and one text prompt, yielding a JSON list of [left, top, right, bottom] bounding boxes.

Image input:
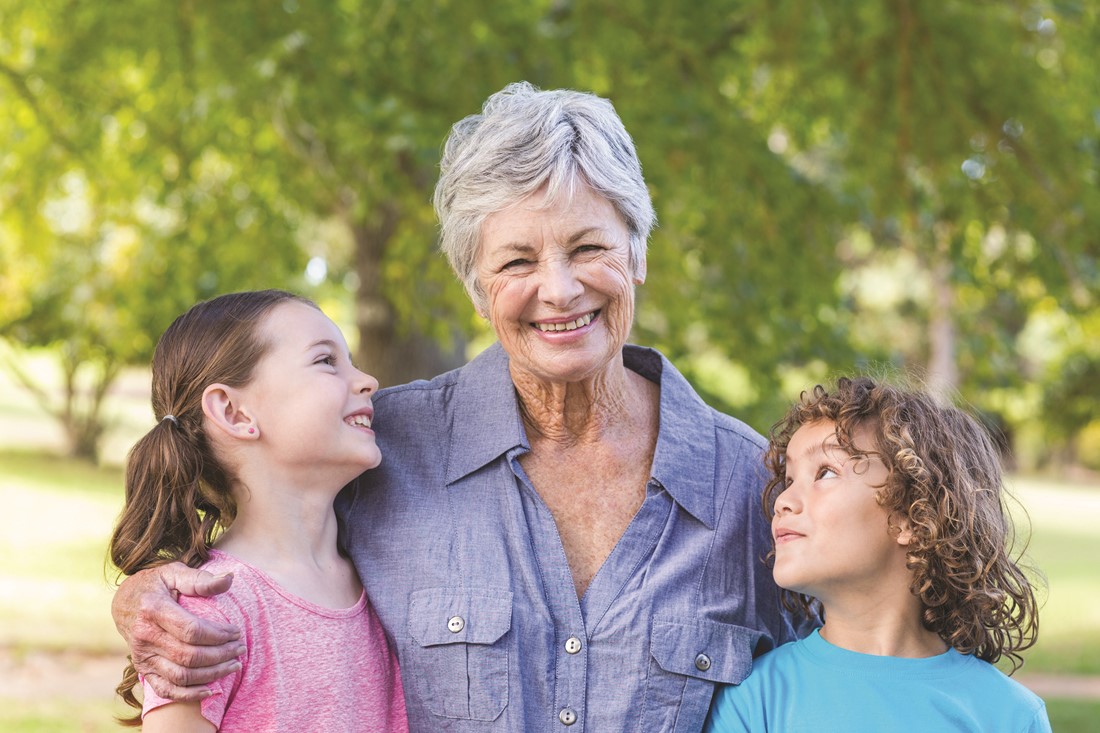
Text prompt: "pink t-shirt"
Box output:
[[142, 550, 408, 732]]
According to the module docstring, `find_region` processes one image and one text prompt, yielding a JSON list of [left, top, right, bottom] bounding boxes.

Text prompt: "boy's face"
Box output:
[[771, 419, 911, 608]]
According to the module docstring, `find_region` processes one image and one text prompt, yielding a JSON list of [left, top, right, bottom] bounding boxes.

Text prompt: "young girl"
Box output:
[[705, 376, 1051, 732], [109, 290, 408, 732]]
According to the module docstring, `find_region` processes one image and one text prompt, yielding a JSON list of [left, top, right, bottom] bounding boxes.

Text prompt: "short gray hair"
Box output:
[[433, 82, 656, 310]]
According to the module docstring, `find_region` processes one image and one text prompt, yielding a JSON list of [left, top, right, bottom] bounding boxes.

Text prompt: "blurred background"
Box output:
[[1, 1, 1097, 730]]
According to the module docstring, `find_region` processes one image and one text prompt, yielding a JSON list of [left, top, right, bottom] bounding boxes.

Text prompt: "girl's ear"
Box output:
[[202, 384, 259, 440]]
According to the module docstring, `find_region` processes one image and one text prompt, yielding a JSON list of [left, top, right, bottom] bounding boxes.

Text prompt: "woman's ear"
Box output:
[[202, 384, 259, 440], [633, 254, 647, 286]]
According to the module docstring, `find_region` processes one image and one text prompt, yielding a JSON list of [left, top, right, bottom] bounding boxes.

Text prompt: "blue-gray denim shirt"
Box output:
[[338, 342, 807, 733]]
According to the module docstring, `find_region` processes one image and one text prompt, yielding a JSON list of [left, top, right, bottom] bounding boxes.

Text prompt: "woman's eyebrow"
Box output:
[[566, 226, 603, 244]]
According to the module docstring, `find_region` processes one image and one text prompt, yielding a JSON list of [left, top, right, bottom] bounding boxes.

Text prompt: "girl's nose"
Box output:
[[355, 369, 379, 394]]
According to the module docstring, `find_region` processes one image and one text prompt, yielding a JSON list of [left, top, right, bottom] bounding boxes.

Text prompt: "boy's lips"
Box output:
[[773, 525, 805, 543]]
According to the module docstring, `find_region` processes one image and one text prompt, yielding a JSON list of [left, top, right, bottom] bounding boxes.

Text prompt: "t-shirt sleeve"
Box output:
[[141, 594, 244, 729], [1026, 702, 1053, 733], [702, 681, 758, 733]]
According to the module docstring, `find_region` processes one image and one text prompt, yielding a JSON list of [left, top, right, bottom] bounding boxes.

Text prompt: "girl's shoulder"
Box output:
[[174, 550, 266, 625], [190, 549, 367, 619]]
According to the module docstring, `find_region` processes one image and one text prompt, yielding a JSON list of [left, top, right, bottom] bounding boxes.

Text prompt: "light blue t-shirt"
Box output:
[[337, 343, 813, 733], [704, 628, 1051, 732]]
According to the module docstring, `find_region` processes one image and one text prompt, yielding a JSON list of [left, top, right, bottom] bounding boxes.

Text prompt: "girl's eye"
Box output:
[[816, 466, 838, 480], [316, 354, 337, 366]]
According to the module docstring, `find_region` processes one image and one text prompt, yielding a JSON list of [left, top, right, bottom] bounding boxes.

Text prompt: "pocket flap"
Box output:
[[408, 588, 513, 647], [650, 617, 763, 685]]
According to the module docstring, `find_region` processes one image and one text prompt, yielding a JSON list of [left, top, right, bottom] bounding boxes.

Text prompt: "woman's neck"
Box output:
[[511, 359, 645, 444]]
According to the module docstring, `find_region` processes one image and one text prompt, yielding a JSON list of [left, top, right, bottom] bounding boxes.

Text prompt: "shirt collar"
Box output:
[[444, 342, 529, 485], [444, 343, 718, 529], [626, 346, 718, 529]]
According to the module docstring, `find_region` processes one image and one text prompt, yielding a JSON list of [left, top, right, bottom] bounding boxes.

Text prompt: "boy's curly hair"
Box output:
[[763, 376, 1040, 672]]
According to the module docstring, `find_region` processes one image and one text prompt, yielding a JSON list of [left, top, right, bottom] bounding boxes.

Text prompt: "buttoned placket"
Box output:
[[510, 449, 674, 731]]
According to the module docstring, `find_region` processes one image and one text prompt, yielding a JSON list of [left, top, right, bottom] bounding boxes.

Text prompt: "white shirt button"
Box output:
[[447, 615, 465, 633], [559, 708, 578, 726], [564, 636, 582, 654]]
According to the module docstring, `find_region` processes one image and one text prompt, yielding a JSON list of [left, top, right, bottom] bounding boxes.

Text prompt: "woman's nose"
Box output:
[[538, 260, 583, 306]]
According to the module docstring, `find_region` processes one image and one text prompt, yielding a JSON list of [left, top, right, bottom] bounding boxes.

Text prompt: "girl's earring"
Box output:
[[248, 427, 256, 435]]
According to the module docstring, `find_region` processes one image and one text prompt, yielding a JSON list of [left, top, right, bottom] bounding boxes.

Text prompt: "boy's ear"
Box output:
[[892, 515, 914, 546], [202, 384, 259, 440]]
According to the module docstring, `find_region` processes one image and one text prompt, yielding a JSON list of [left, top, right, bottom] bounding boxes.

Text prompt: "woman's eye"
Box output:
[[501, 258, 530, 270], [316, 354, 337, 366]]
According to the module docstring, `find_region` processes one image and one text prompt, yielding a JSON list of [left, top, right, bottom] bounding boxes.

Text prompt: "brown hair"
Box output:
[[108, 289, 315, 723], [763, 376, 1040, 672]]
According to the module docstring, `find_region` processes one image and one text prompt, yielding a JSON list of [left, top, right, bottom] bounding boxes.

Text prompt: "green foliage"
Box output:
[[1, 0, 1097, 453]]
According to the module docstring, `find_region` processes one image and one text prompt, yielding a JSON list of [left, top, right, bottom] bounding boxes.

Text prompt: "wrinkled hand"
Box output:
[[112, 562, 243, 701]]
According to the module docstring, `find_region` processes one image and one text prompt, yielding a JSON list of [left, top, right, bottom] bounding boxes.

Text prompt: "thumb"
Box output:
[[161, 561, 234, 598]]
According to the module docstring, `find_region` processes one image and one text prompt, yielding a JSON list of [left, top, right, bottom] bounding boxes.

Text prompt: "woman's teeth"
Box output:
[[535, 312, 595, 332]]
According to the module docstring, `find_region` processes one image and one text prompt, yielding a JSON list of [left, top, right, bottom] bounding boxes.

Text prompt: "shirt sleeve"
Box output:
[[702, 682, 758, 733], [141, 594, 243, 729], [1025, 702, 1053, 733]]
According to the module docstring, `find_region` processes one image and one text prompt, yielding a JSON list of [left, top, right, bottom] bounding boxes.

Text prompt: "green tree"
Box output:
[[2, 0, 1095, 461], [0, 0, 306, 460], [750, 0, 1099, 415]]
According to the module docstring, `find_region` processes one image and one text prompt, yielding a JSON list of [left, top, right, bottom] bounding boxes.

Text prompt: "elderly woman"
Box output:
[[112, 82, 808, 732]]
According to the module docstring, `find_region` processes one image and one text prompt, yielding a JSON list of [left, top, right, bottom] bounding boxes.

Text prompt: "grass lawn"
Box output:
[[1, 356, 1098, 730]]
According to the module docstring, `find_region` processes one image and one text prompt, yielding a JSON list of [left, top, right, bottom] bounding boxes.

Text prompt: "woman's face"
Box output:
[[475, 182, 645, 385]]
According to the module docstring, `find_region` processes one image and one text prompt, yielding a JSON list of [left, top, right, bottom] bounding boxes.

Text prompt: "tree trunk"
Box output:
[[926, 229, 958, 401], [351, 203, 465, 390]]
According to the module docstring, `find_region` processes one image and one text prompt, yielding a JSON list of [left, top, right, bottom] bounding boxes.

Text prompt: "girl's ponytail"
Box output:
[[108, 411, 235, 725], [110, 411, 230, 576]]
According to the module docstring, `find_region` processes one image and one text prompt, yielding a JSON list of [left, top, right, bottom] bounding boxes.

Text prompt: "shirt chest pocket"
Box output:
[[642, 617, 764, 732], [406, 588, 513, 722]]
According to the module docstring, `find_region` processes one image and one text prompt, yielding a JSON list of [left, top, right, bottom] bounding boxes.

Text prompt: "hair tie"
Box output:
[[162, 414, 179, 427]]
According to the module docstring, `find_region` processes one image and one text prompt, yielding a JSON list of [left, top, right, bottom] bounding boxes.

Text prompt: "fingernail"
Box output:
[[231, 661, 243, 672], [235, 646, 247, 657]]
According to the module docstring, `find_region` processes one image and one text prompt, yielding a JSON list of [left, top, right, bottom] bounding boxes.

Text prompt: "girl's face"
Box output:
[[771, 419, 911, 608], [240, 301, 380, 485]]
